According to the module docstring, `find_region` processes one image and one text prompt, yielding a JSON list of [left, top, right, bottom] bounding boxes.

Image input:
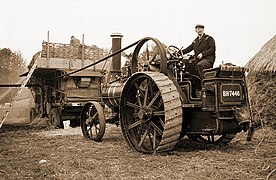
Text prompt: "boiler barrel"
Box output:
[[102, 81, 124, 107]]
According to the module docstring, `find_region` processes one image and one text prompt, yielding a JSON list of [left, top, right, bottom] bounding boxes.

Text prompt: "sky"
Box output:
[[0, 0, 275, 67]]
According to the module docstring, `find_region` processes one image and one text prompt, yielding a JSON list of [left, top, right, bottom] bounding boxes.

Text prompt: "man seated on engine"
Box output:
[[180, 24, 216, 79]]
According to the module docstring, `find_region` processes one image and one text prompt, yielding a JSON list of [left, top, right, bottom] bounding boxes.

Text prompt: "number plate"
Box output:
[[221, 84, 242, 103]]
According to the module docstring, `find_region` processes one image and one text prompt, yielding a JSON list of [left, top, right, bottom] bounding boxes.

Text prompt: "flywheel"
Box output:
[[120, 71, 183, 153]]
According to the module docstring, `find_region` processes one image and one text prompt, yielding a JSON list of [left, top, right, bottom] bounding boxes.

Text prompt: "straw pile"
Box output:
[[41, 41, 108, 61], [246, 35, 276, 73], [245, 35, 276, 129]]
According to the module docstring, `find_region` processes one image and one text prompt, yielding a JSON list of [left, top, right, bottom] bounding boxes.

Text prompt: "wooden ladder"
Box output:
[[0, 59, 38, 128]]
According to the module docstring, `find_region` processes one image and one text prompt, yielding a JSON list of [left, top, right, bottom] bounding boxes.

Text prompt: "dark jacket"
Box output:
[[181, 33, 216, 62]]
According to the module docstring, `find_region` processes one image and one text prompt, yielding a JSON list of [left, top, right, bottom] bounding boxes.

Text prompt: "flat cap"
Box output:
[[195, 24, 205, 28]]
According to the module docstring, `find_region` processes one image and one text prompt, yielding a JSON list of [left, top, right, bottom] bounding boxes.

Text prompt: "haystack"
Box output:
[[245, 35, 276, 129]]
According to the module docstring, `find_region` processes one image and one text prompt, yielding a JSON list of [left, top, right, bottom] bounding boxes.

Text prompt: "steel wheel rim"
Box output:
[[121, 74, 165, 153]]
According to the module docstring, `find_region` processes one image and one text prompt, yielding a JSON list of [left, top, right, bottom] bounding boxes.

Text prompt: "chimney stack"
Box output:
[[110, 33, 123, 79]]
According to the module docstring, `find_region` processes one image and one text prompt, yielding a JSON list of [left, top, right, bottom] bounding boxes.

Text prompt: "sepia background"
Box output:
[[0, 1, 275, 180], [0, 0, 275, 67]]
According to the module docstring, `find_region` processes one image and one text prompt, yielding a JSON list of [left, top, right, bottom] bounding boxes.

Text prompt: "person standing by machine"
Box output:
[[70, 36, 80, 47]]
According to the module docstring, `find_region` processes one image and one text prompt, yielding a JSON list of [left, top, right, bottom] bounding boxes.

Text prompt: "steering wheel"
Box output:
[[167, 45, 182, 59]]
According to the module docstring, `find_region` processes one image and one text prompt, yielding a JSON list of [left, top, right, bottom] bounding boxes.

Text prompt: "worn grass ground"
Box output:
[[0, 123, 275, 180]]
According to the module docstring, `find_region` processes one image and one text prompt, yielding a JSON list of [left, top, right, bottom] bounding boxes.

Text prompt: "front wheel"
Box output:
[[80, 102, 106, 142]]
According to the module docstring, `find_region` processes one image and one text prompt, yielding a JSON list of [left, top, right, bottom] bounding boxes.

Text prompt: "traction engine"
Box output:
[[80, 35, 252, 153]]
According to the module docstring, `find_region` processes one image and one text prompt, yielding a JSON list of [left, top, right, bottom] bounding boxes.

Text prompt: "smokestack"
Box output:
[[110, 33, 123, 78]]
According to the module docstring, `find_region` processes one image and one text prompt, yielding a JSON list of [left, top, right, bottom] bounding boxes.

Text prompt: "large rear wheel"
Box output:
[[120, 72, 183, 153]]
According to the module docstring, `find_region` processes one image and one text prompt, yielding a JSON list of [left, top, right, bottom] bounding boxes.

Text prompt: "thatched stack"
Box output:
[[41, 41, 108, 61], [246, 35, 276, 73], [245, 35, 276, 129]]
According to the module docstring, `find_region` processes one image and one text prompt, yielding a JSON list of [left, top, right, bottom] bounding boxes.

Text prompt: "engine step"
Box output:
[[201, 128, 215, 132]]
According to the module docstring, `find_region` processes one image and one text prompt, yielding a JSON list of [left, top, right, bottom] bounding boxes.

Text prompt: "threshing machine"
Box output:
[[23, 35, 108, 127]]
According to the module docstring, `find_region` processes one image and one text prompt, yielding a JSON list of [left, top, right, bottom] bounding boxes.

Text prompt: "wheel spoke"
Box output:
[[147, 91, 161, 108], [91, 112, 98, 120], [95, 124, 100, 134], [158, 117, 165, 128], [90, 126, 94, 135], [126, 101, 140, 110], [87, 124, 92, 132], [149, 121, 163, 135], [95, 126, 98, 135], [134, 82, 145, 99], [85, 117, 91, 125], [148, 127, 154, 150], [149, 54, 157, 64], [190, 134, 235, 144], [153, 129, 156, 149], [138, 120, 144, 138], [136, 95, 142, 108], [138, 128, 148, 147], [153, 111, 165, 116], [89, 126, 93, 138], [146, 42, 149, 61], [128, 120, 143, 130], [143, 80, 149, 106]]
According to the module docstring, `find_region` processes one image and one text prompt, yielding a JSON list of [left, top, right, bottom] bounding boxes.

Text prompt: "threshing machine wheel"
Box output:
[[49, 108, 61, 127], [120, 71, 183, 153], [188, 134, 236, 144], [29, 107, 37, 122], [38, 104, 44, 118], [80, 102, 106, 142]]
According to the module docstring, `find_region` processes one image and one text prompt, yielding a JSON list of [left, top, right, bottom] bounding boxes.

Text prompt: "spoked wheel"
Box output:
[[38, 103, 45, 118], [131, 37, 168, 74], [188, 134, 236, 144], [49, 108, 61, 127], [80, 102, 106, 142], [120, 71, 183, 153]]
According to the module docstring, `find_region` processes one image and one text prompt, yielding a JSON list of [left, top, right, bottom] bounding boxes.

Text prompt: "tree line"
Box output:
[[0, 48, 26, 103]]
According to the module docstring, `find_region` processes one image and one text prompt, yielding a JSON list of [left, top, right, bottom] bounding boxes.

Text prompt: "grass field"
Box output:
[[0, 123, 275, 180]]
